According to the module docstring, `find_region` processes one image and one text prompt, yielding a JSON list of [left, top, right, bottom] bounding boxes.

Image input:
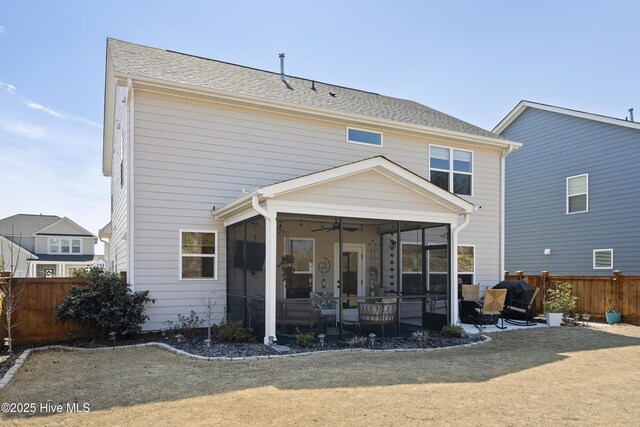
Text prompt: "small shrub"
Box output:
[[410, 330, 430, 345], [56, 267, 155, 337], [441, 325, 465, 338], [164, 311, 205, 338], [294, 328, 316, 347], [346, 335, 367, 348], [216, 315, 254, 343], [544, 282, 578, 314]]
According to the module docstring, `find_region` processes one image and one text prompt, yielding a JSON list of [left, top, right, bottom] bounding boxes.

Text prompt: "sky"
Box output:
[[1, 1, 639, 254]]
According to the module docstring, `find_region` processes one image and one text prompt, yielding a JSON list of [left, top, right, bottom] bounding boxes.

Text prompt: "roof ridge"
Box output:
[[522, 100, 634, 124]]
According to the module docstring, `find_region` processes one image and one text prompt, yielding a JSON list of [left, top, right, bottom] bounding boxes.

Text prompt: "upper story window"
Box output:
[[567, 174, 588, 214], [48, 237, 82, 254], [593, 249, 613, 269], [180, 231, 217, 279], [347, 127, 383, 146], [429, 145, 473, 196]]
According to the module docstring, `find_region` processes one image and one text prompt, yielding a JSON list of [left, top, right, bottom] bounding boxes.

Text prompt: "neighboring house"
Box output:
[[102, 38, 520, 341], [495, 101, 640, 276], [0, 214, 98, 277]]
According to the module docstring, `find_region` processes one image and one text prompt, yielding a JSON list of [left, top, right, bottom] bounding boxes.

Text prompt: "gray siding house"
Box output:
[[102, 39, 520, 342], [495, 101, 640, 276]]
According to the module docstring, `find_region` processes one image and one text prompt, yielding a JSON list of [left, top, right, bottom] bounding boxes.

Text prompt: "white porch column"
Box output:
[[264, 215, 278, 344], [251, 195, 278, 345], [450, 214, 471, 325]]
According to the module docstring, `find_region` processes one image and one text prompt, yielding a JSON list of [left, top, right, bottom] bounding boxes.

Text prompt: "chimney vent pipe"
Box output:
[[629, 108, 634, 122], [279, 53, 285, 81]]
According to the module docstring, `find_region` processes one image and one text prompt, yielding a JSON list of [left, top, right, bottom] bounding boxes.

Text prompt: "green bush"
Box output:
[[164, 311, 205, 338], [56, 267, 155, 337], [544, 282, 578, 314], [295, 328, 315, 347], [441, 324, 465, 338], [216, 315, 254, 343]]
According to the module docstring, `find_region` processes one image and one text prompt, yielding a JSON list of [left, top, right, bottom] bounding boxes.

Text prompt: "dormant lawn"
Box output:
[[0, 323, 638, 426]]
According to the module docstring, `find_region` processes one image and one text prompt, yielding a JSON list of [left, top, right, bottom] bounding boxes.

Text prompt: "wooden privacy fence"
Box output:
[[504, 270, 639, 325], [0, 277, 91, 345]]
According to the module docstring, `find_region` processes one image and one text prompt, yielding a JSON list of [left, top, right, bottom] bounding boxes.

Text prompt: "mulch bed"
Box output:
[[0, 329, 483, 378]]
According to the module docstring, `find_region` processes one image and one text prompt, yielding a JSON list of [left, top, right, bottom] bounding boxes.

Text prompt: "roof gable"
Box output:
[[494, 101, 640, 134], [0, 214, 61, 238], [36, 217, 96, 238]]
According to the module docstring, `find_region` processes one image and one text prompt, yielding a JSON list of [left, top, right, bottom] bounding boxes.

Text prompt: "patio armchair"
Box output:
[[473, 288, 507, 332], [358, 301, 397, 337], [504, 287, 539, 326], [461, 284, 480, 301]]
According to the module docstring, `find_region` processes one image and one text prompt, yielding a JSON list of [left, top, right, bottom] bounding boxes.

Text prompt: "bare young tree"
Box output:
[[200, 291, 218, 347], [0, 228, 27, 353]]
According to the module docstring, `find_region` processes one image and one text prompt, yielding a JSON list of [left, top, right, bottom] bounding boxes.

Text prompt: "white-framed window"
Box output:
[[429, 145, 473, 196], [180, 230, 217, 279], [48, 237, 82, 255], [458, 245, 475, 285], [593, 249, 613, 269], [346, 127, 383, 147], [567, 174, 588, 214]]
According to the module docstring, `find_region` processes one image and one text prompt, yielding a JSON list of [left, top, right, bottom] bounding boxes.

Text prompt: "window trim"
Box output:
[[457, 244, 475, 285], [566, 173, 589, 215], [48, 237, 82, 255], [284, 237, 315, 297], [179, 229, 218, 280], [593, 248, 613, 270], [346, 126, 383, 147], [428, 144, 474, 196]]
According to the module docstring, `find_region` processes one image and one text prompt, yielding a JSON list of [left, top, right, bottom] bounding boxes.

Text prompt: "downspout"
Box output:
[[251, 195, 278, 345], [126, 77, 135, 289], [500, 145, 515, 279], [451, 212, 471, 325]]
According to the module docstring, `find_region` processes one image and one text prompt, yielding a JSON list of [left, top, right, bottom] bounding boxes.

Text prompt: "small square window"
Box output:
[[180, 231, 217, 279]]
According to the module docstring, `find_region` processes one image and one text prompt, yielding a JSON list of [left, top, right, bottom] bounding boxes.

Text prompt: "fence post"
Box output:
[[612, 270, 624, 319], [515, 271, 524, 281], [120, 271, 127, 284], [504, 271, 509, 281]]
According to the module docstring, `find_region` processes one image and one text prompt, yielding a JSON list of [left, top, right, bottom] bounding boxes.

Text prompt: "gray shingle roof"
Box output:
[[0, 214, 61, 238], [107, 38, 502, 140]]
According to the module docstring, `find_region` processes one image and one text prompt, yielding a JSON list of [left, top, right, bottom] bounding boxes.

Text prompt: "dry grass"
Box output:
[[1, 324, 639, 426]]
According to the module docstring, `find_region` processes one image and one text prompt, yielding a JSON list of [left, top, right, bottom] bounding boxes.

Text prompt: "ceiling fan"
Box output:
[[311, 219, 359, 233]]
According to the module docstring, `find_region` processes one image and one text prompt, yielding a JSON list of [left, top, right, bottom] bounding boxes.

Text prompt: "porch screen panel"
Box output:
[[227, 223, 245, 325]]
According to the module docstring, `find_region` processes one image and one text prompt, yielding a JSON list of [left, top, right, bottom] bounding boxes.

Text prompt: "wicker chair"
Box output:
[[461, 284, 480, 301], [474, 288, 507, 332], [358, 301, 397, 336]]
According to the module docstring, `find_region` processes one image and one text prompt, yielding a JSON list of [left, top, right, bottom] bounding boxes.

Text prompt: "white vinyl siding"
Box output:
[[567, 174, 588, 214], [110, 86, 130, 274], [131, 90, 503, 329], [593, 249, 613, 269]]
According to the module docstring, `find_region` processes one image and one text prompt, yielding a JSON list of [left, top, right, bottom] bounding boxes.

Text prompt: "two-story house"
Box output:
[[102, 39, 520, 342], [0, 214, 99, 277], [495, 101, 640, 276]]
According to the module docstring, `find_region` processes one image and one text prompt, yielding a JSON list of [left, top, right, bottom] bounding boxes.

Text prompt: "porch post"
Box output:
[[264, 215, 278, 344], [450, 222, 459, 325]]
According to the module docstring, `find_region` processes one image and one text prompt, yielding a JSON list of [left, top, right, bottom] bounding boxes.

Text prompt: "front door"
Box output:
[[333, 244, 364, 309]]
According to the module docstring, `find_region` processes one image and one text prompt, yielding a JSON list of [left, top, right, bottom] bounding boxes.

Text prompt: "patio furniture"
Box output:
[[461, 284, 480, 301], [247, 299, 321, 331], [504, 287, 539, 326], [357, 301, 397, 336], [474, 288, 507, 332]]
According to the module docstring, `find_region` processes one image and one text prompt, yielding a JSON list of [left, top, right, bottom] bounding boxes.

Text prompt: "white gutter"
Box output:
[[251, 195, 278, 345], [500, 145, 515, 279], [451, 212, 471, 325]]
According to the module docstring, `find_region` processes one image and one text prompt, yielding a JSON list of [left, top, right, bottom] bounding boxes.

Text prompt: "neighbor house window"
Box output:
[[567, 174, 588, 214], [180, 231, 217, 279], [48, 237, 81, 255], [347, 127, 383, 146], [593, 249, 613, 269], [429, 145, 473, 195], [402, 243, 422, 296], [428, 246, 448, 293], [285, 238, 314, 298]]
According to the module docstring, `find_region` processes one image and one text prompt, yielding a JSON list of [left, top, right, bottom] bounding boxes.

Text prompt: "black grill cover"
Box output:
[[492, 280, 538, 319]]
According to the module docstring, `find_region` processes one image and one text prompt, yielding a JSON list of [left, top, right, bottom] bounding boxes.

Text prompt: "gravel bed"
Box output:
[[0, 329, 484, 373]]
